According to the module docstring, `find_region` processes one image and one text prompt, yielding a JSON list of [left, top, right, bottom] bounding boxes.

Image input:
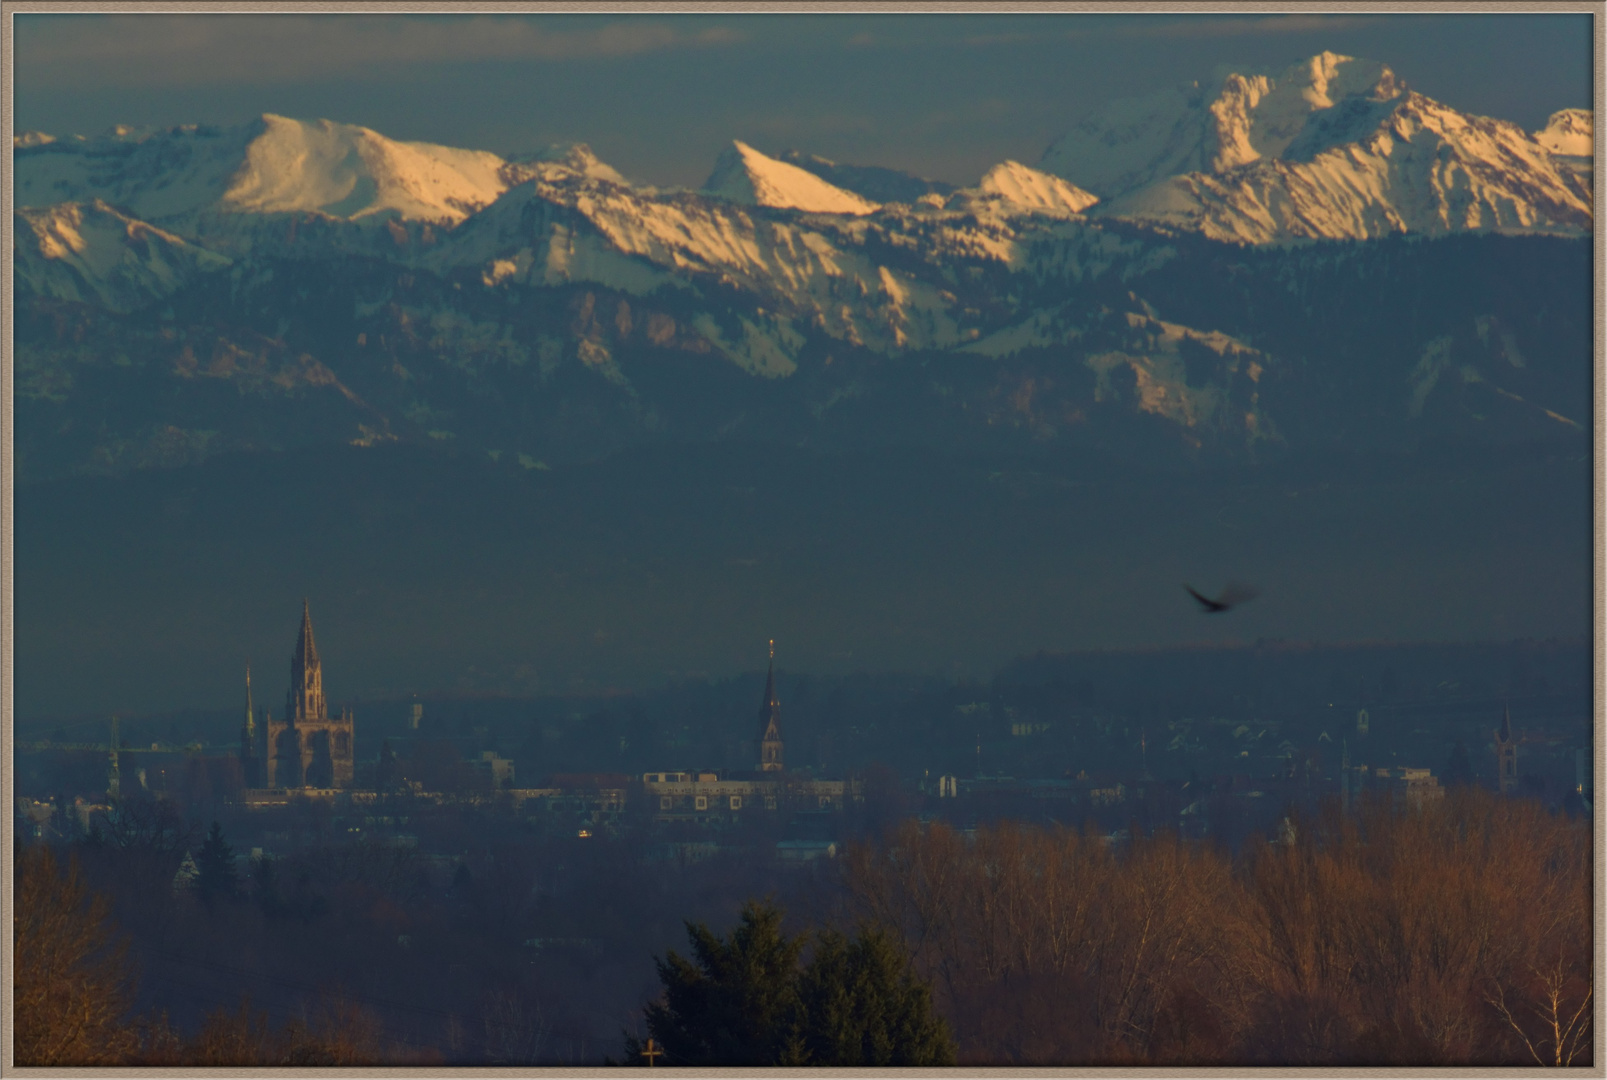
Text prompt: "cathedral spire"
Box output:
[[294, 599, 319, 668], [288, 600, 327, 723]]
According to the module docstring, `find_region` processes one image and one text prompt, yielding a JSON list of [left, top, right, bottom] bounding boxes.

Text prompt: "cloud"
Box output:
[[856, 14, 1385, 51], [1110, 14, 1386, 39], [15, 15, 746, 88]]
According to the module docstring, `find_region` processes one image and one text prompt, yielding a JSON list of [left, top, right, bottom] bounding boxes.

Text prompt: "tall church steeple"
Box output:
[[758, 640, 783, 772], [265, 601, 354, 790], [288, 599, 327, 722]]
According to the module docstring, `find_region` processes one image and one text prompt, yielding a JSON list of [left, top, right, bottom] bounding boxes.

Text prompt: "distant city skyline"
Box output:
[[12, 12, 1592, 189]]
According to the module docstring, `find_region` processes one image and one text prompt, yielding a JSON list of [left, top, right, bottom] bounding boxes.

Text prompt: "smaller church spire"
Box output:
[[243, 663, 255, 736], [758, 640, 783, 772], [763, 641, 777, 707], [240, 663, 261, 788]]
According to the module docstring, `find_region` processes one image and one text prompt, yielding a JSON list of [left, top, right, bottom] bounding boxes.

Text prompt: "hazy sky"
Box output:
[[12, 13, 1593, 189]]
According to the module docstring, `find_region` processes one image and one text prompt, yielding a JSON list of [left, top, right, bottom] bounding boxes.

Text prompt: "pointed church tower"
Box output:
[[268, 600, 354, 789], [758, 640, 783, 772], [239, 664, 262, 788], [288, 599, 327, 722], [1495, 700, 1518, 794]]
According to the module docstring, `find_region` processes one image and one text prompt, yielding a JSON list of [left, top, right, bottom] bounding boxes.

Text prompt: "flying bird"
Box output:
[[1185, 582, 1259, 614]]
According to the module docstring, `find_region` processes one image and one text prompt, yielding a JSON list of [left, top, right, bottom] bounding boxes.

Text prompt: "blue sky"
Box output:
[[13, 13, 1592, 188]]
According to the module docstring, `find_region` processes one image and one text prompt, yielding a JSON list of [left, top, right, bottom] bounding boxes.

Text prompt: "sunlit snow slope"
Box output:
[[972, 161, 1099, 216], [1040, 51, 1590, 243], [702, 141, 881, 216], [14, 115, 509, 226]]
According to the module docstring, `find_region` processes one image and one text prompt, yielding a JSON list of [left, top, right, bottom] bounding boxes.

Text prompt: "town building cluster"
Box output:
[[230, 608, 861, 831], [17, 606, 1588, 854]]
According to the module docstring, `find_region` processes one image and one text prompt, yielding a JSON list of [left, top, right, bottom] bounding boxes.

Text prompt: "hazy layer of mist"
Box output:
[[15, 439, 1589, 718]]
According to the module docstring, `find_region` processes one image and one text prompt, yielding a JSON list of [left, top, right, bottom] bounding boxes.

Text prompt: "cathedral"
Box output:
[[241, 601, 354, 789]]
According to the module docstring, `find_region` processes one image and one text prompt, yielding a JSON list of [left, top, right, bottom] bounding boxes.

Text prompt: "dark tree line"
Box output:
[[15, 787, 1590, 1066]]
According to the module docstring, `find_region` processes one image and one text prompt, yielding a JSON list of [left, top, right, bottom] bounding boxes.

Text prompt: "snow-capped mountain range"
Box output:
[[12, 51, 1593, 481]]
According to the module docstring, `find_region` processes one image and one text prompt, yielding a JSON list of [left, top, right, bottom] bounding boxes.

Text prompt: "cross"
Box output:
[[640, 1038, 664, 1067]]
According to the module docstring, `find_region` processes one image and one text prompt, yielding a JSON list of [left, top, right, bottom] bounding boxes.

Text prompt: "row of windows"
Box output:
[[541, 799, 624, 812], [658, 794, 840, 811], [661, 794, 765, 811]]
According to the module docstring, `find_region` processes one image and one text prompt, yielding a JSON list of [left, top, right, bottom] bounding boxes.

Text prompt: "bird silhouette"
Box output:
[[1185, 582, 1259, 614]]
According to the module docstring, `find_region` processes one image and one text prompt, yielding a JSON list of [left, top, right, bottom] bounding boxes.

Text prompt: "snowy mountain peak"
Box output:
[[220, 115, 508, 223], [1032, 49, 1588, 245], [1286, 50, 1402, 111], [1535, 109, 1592, 158], [1040, 51, 1404, 197], [503, 142, 628, 186], [702, 141, 880, 215], [1206, 52, 1401, 172], [1095, 88, 1591, 244], [13, 114, 510, 226], [972, 161, 1098, 216]]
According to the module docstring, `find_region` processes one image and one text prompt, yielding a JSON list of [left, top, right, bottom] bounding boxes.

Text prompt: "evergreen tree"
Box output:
[[635, 900, 806, 1066], [194, 821, 238, 907], [630, 901, 954, 1066], [796, 925, 956, 1065]]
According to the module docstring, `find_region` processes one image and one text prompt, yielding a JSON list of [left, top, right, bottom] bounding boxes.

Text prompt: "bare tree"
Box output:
[[13, 847, 139, 1065], [1487, 955, 1593, 1067], [480, 988, 549, 1064], [98, 794, 195, 854]]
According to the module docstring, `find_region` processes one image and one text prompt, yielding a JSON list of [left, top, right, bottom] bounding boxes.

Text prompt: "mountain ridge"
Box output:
[[12, 51, 1593, 483]]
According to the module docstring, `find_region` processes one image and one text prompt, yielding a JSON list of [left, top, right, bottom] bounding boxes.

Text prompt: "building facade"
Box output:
[[641, 772, 855, 825], [1374, 766, 1446, 807], [638, 657, 859, 825]]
